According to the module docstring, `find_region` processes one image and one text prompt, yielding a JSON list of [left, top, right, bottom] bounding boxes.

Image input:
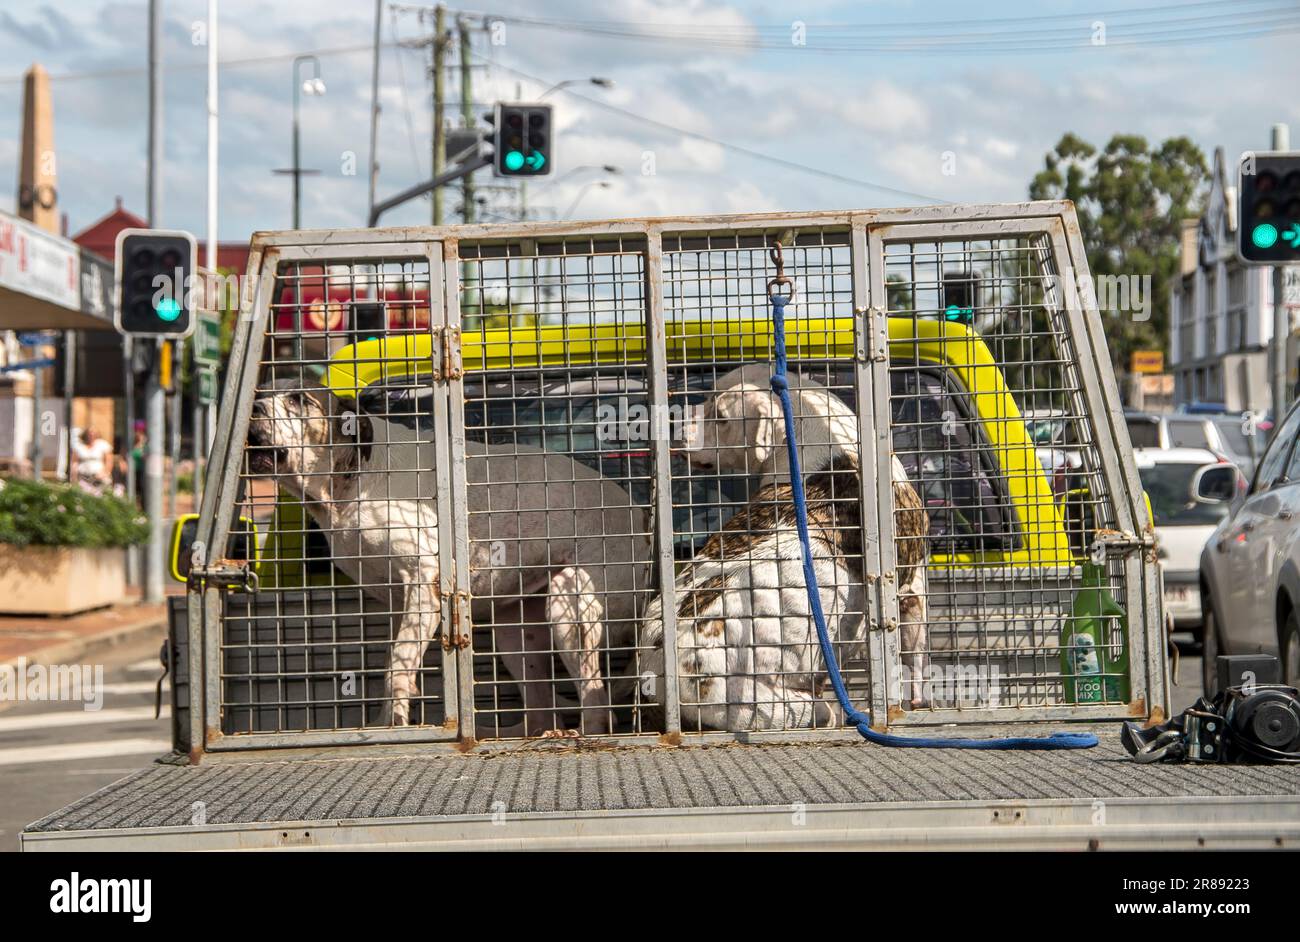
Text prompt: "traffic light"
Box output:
[[941, 271, 980, 324], [114, 228, 197, 337], [492, 103, 552, 177], [1237, 151, 1300, 265]]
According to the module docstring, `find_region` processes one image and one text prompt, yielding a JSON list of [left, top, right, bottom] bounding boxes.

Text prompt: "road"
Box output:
[[0, 632, 1208, 852], [0, 631, 171, 852]]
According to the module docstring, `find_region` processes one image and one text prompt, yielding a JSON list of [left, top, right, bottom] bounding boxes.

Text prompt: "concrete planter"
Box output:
[[0, 543, 126, 615]]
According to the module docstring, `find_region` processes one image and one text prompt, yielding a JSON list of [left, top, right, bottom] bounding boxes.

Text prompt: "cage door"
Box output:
[[865, 214, 1160, 724]]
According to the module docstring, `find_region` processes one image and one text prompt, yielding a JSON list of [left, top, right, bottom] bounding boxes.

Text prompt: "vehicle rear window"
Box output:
[[1138, 462, 1231, 527], [890, 367, 1016, 553], [1166, 418, 1211, 449], [1125, 418, 1161, 449], [1212, 417, 1259, 458], [459, 362, 1020, 555]]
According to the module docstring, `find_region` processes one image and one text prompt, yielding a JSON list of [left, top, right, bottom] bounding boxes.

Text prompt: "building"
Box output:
[[73, 197, 250, 274], [1169, 147, 1299, 414]]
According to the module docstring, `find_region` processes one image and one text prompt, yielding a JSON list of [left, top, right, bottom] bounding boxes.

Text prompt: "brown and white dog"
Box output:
[[246, 382, 650, 735], [637, 454, 928, 731], [683, 364, 932, 708]]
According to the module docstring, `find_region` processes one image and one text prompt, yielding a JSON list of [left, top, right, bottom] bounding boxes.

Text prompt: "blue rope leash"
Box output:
[[767, 289, 1097, 750]]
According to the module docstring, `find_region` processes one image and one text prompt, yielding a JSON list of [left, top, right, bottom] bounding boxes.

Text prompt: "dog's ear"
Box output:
[[737, 385, 781, 468], [355, 413, 373, 463], [331, 410, 374, 474]]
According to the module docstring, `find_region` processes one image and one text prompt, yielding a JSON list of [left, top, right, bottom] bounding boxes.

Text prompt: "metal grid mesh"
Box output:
[[644, 229, 872, 733], [458, 237, 654, 738], [882, 234, 1127, 713], [226, 256, 451, 734]]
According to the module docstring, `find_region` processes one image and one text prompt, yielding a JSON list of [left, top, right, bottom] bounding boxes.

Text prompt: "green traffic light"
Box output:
[[1251, 223, 1279, 249], [156, 297, 182, 322], [945, 304, 973, 322], [504, 150, 525, 172]]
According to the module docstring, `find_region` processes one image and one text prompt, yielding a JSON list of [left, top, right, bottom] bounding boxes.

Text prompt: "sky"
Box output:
[[0, 0, 1296, 242]]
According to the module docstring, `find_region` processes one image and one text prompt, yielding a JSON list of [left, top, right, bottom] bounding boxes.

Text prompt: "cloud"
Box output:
[[0, 0, 1290, 243]]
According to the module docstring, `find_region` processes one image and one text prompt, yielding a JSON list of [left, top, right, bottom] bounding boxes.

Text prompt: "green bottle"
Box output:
[[1062, 563, 1131, 704]]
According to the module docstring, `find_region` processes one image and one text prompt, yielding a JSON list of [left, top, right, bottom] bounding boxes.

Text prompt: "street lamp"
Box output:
[[539, 77, 614, 98], [564, 181, 612, 219], [272, 55, 326, 229], [534, 164, 621, 194]]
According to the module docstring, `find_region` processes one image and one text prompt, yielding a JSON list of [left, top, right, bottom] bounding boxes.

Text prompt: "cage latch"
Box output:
[[1086, 529, 1155, 564], [189, 560, 260, 593]]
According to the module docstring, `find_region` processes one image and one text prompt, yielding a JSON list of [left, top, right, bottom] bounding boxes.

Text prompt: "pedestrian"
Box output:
[[131, 420, 147, 508], [72, 427, 114, 495]]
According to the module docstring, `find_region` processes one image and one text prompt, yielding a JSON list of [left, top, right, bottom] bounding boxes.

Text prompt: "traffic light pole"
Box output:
[[144, 339, 165, 604], [1272, 123, 1290, 423], [368, 151, 490, 227]]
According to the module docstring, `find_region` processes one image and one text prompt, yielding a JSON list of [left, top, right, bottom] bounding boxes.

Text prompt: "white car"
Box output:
[[1135, 448, 1242, 630], [1024, 408, 1082, 493], [1199, 399, 1300, 695]]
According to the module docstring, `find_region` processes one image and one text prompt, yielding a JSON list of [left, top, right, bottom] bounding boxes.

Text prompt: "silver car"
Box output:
[[1126, 410, 1269, 480], [1199, 400, 1300, 695]]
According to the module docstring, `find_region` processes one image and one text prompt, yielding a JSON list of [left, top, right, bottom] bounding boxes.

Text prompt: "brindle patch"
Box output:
[[695, 455, 865, 562], [676, 572, 730, 623], [698, 619, 725, 638]]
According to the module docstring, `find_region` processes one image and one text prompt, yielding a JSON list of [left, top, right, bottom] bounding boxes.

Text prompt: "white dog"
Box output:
[[246, 382, 650, 735], [684, 364, 931, 708], [637, 454, 928, 731]]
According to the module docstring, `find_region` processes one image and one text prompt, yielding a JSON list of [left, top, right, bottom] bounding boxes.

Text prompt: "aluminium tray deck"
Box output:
[[22, 726, 1300, 850]]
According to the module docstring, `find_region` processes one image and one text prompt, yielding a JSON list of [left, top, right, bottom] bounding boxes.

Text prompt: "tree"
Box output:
[[1029, 133, 1208, 385]]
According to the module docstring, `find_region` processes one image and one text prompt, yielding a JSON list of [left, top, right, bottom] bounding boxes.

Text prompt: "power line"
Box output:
[[470, 52, 948, 204], [466, 0, 1286, 33], [0, 42, 386, 86], [469, 8, 1300, 55], [1, 1, 1289, 87], [390, 8, 427, 181]]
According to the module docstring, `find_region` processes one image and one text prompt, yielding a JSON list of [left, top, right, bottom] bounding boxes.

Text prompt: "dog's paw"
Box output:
[[538, 728, 581, 740]]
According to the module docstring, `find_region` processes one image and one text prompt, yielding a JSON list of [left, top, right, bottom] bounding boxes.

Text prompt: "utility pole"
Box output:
[[145, 0, 165, 603], [367, 0, 382, 226], [431, 4, 447, 225], [1272, 122, 1291, 424], [458, 16, 475, 225]]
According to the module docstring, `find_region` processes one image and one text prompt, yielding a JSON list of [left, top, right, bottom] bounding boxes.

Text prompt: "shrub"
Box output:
[[0, 477, 150, 548]]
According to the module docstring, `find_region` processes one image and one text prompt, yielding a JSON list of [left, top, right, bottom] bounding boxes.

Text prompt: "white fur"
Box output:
[[638, 475, 861, 731], [686, 364, 931, 708]]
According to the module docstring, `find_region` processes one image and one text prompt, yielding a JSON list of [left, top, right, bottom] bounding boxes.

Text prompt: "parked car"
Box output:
[[1199, 399, 1300, 695], [1134, 447, 1241, 629], [1125, 410, 1270, 480]]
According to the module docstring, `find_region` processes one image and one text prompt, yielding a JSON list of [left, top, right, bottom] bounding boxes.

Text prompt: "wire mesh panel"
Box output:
[[455, 235, 655, 739], [873, 223, 1142, 722], [635, 228, 884, 735], [214, 246, 460, 745]]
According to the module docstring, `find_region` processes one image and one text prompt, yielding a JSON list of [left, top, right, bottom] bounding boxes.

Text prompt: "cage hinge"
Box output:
[[440, 590, 471, 651], [1086, 529, 1155, 564], [189, 560, 259, 593], [864, 306, 888, 362], [441, 325, 463, 381]]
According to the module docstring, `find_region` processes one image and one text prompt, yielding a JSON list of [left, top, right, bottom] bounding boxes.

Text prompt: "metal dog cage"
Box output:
[[186, 202, 1164, 753]]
